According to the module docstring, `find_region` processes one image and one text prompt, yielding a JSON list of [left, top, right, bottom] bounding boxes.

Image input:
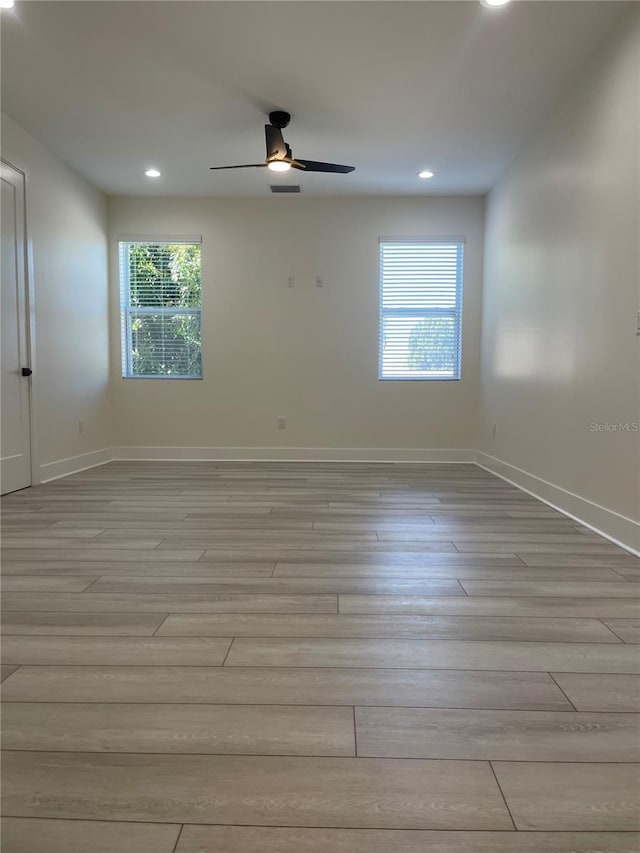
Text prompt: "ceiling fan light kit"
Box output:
[[210, 111, 356, 176], [267, 161, 291, 172]]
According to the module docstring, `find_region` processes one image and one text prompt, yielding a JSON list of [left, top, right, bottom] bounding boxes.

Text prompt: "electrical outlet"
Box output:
[[287, 276, 295, 288], [78, 419, 85, 434], [277, 417, 287, 430], [315, 276, 324, 288], [491, 422, 497, 438]]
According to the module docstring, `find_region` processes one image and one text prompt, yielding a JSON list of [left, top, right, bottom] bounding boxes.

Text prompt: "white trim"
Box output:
[[1, 156, 39, 488], [378, 239, 464, 382], [25, 201, 39, 486], [378, 235, 467, 244], [39, 448, 114, 483], [476, 451, 640, 558], [118, 238, 203, 380], [117, 234, 202, 244], [113, 446, 476, 464]]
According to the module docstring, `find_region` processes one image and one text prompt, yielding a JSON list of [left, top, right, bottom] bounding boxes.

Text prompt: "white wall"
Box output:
[[108, 196, 484, 458], [479, 8, 640, 549], [1, 114, 111, 478]]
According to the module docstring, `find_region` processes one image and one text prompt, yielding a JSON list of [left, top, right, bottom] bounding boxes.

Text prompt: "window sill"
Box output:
[[121, 376, 203, 381], [378, 376, 461, 382]]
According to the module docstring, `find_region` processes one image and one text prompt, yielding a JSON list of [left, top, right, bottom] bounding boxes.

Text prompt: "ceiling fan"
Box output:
[[210, 111, 355, 175]]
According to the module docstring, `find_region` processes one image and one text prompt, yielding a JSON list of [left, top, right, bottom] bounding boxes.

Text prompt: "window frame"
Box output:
[[378, 236, 465, 382], [118, 236, 203, 380]]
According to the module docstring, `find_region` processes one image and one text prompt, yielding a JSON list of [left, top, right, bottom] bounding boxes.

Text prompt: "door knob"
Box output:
[[21, 367, 32, 377]]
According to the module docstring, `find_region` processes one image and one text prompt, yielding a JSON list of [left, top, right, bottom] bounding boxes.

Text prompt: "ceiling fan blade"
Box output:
[[292, 159, 355, 174], [265, 125, 288, 160], [209, 164, 267, 170]]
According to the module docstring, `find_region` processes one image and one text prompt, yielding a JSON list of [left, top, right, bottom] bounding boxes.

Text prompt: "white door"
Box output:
[[1, 160, 32, 494]]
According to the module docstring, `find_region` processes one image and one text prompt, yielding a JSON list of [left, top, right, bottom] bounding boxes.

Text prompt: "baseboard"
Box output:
[[39, 447, 114, 483], [112, 446, 476, 464], [476, 451, 640, 557]]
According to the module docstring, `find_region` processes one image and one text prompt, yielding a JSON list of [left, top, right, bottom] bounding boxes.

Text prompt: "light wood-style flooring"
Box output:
[[1, 461, 639, 852]]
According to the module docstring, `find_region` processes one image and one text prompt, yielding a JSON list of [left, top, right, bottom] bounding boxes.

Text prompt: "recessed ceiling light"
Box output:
[[479, 0, 512, 7], [144, 168, 162, 178], [418, 170, 434, 180], [267, 161, 291, 173], [0, 1, 16, 9]]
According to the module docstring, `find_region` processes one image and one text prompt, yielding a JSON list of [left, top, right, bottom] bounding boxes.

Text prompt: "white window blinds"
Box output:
[[119, 240, 202, 379], [379, 239, 464, 380]]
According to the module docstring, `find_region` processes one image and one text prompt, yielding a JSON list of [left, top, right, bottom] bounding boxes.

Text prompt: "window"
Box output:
[[378, 239, 464, 380], [119, 239, 202, 378]]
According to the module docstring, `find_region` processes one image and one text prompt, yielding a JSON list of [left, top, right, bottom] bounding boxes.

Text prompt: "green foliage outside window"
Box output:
[[407, 316, 457, 374]]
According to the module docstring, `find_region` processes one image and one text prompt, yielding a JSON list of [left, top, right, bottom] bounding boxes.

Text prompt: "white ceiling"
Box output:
[[1, 1, 627, 197]]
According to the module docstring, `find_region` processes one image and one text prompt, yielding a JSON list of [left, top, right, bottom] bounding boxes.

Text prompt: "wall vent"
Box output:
[[270, 185, 301, 194]]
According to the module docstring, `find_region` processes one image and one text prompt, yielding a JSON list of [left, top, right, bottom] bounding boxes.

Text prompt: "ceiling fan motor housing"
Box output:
[[269, 110, 291, 129]]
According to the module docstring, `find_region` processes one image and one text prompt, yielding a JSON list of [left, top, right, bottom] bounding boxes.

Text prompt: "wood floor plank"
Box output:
[[224, 638, 640, 672], [1, 636, 232, 665], [98, 526, 322, 539], [1, 664, 19, 682], [505, 509, 571, 518], [52, 518, 313, 530], [2, 501, 114, 511], [602, 619, 640, 643], [612, 566, 640, 579], [1, 752, 513, 828], [1, 611, 167, 636], [1, 548, 206, 562], [201, 545, 462, 558], [1, 666, 572, 709], [325, 510, 539, 520], [311, 503, 520, 519], [218, 491, 395, 502], [1, 538, 163, 549], [314, 520, 577, 531], [157, 532, 381, 546], [326, 503, 535, 511], [339, 595, 640, 618], [1, 561, 276, 577], [461, 581, 639, 598], [1, 818, 181, 853], [157, 613, 620, 643], [3, 703, 356, 756], [381, 532, 606, 543], [1, 527, 105, 537], [0, 576, 96, 592], [493, 762, 640, 830], [270, 508, 529, 520], [522, 554, 640, 567], [175, 826, 640, 853], [3, 510, 272, 522], [274, 563, 622, 580], [355, 707, 640, 761], [551, 673, 640, 712], [86, 577, 466, 595], [1, 593, 338, 613], [206, 551, 526, 566], [456, 542, 627, 554]]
